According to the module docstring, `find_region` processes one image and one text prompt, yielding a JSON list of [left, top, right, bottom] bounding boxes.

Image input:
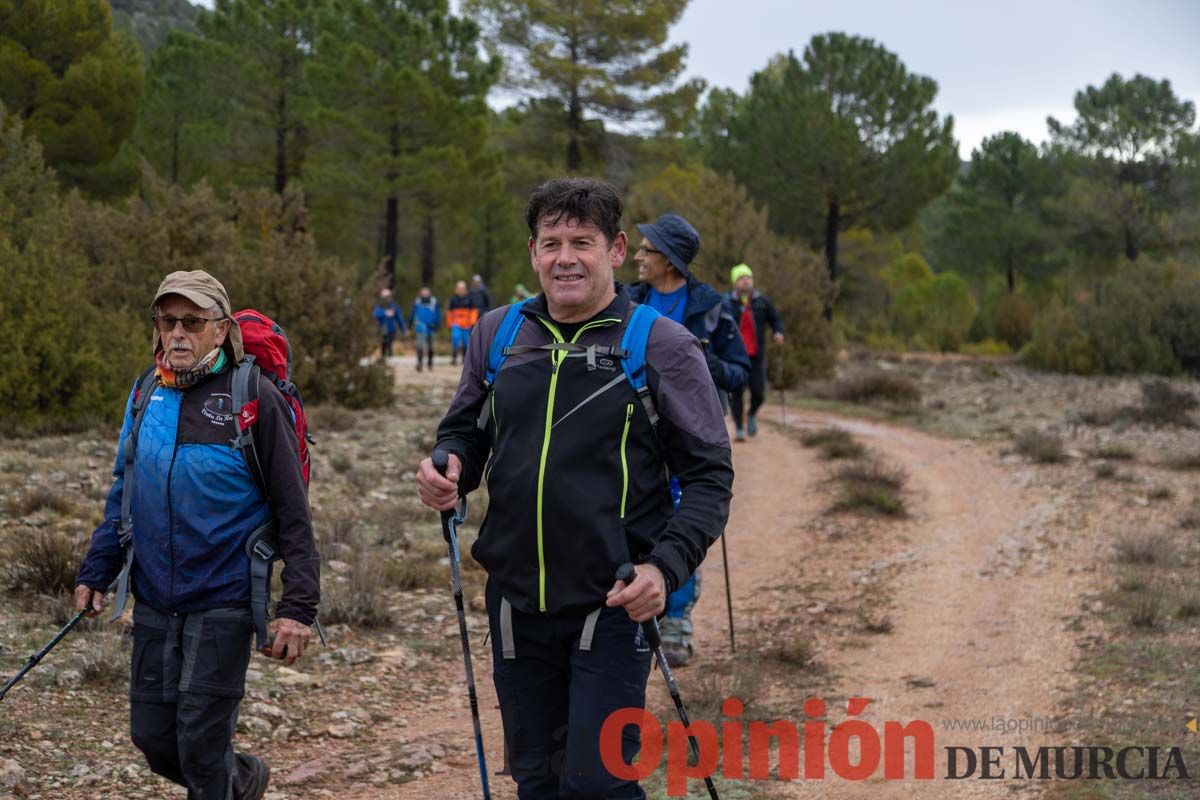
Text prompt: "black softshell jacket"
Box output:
[[436, 290, 734, 616]]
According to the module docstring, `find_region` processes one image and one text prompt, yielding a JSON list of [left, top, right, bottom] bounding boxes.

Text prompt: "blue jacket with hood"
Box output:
[[76, 367, 320, 623], [628, 275, 750, 392]]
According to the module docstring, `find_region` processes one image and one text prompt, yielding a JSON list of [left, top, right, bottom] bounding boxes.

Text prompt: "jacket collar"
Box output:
[[525, 283, 632, 325]]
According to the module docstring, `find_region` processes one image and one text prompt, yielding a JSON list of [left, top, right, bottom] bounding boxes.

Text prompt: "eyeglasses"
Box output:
[[152, 315, 223, 333], [636, 245, 663, 256]]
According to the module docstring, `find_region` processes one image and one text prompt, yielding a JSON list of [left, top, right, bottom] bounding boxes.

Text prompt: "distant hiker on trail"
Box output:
[[629, 212, 749, 667], [410, 287, 440, 371], [726, 264, 784, 442], [416, 178, 733, 799], [372, 287, 406, 359], [447, 280, 478, 366], [74, 270, 320, 800], [469, 273, 492, 315]]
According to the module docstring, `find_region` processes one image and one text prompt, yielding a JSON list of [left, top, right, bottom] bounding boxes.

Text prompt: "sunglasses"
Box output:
[[152, 314, 224, 333], [636, 245, 663, 256]]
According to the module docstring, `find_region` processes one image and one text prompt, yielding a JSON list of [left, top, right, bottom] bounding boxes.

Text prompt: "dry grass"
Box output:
[[4, 486, 75, 517], [1129, 586, 1165, 629], [3, 529, 87, 595], [321, 553, 396, 629], [828, 462, 908, 517], [813, 371, 921, 407], [798, 427, 867, 460], [73, 630, 132, 686], [1132, 380, 1197, 428], [1014, 430, 1066, 464], [1087, 444, 1136, 461], [306, 404, 357, 433], [1113, 531, 1174, 567]]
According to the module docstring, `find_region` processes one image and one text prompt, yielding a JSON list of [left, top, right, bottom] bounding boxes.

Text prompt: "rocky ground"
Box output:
[[1, 352, 1197, 799]]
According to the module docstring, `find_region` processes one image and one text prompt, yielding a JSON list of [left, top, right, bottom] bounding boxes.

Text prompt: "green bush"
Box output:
[[1076, 268, 1179, 375], [1023, 301, 1094, 374], [891, 271, 977, 351], [992, 293, 1033, 349], [0, 139, 394, 434]]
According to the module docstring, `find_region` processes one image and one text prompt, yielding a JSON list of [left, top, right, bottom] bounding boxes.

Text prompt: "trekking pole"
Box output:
[[432, 450, 491, 800], [0, 579, 116, 702], [615, 564, 720, 800], [777, 345, 787, 428], [719, 536, 735, 653]]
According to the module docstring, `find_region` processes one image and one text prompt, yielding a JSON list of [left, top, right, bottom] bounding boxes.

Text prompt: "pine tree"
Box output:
[[0, 0, 143, 196], [465, 0, 702, 171]]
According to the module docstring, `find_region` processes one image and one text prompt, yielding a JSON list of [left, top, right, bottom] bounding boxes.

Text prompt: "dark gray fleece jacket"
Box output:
[[436, 288, 733, 616]]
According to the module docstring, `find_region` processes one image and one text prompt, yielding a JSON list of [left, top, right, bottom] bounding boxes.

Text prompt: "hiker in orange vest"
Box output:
[[447, 280, 479, 366]]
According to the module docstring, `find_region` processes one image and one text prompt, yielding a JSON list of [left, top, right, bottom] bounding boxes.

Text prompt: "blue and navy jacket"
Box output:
[[76, 367, 320, 624], [410, 296, 440, 336], [373, 301, 407, 336], [629, 275, 750, 392]]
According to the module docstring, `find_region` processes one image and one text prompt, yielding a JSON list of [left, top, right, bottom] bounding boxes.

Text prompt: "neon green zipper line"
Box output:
[[620, 403, 633, 519], [533, 316, 621, 612]]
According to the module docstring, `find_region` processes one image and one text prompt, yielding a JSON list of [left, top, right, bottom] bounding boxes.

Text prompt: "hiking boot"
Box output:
[[415, 362, 423, 372], [235, 753, 269, 800], [747, 415, 758, 437], [735, 427, 746, 442], [661, 641, 692, 667]]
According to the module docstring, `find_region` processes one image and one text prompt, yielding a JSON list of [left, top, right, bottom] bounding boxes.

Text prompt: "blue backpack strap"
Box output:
[[620, 303, 661, 428], [478, 300, 531, 430], [484, 300, 531, 387]]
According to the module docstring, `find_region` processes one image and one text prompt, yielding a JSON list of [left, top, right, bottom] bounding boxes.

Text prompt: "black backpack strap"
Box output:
[[111, 367, 159, 622], [244, 522, 280, 649], [231, 357, 268, 500]]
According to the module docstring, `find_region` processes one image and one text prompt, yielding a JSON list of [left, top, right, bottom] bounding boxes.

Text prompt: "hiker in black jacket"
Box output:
[[726, 263, 785, 441], [416, 178, 733, 799]]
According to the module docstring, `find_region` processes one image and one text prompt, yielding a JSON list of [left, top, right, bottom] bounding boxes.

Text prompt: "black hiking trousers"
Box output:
[[129, 603, 259, 800], [729, 353, 767, 429], [486, 578, 653, 799]]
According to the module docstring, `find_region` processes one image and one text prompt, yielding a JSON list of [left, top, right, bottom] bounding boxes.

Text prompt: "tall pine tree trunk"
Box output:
[[420, 211, 435, 286], [823, 200, 839, 320], [566, 41, 581, 172], [1006, 245, 1015, 293], [383, 123, 400, 289], [1124, 225, 1138, 261], [481, 203, 495, 283], [170, 110, 180, 185], [274, 84, 287, 194]]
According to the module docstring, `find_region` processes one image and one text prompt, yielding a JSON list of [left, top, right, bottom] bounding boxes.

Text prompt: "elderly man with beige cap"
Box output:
[[74, 270, 320, 800]]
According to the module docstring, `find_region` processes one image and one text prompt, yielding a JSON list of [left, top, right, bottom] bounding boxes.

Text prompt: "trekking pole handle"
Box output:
[[615, 563, 662, 650]]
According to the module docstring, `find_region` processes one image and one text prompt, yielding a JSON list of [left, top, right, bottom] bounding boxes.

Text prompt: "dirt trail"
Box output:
[[339, 367, 1086, 799], [690, 406, 1082, 799]]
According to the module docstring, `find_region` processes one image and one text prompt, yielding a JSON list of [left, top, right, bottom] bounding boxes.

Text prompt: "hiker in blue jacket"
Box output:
[[410, 286, 440, 371], [628, 213, 750, 667], [74, 270, 320, 800], [372, 287, 407, 359]]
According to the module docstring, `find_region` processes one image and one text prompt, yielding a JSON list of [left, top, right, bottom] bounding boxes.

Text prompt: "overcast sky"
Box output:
[[193, 0, 1200, 158], [666, 0, 1200, 157]]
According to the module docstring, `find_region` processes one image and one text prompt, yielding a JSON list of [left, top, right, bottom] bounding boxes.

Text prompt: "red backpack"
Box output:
[[231, 309, 313, 492]]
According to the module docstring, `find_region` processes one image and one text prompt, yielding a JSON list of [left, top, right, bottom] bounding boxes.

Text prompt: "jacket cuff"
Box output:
[[644, 550, 684, 596]]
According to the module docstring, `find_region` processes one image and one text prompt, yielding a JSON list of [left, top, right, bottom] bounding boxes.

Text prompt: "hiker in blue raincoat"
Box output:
[[410, 286, 441, 371], [628, 213, 750, 667], [74, 270, 319, 800], [373, 288, 407, 359]]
